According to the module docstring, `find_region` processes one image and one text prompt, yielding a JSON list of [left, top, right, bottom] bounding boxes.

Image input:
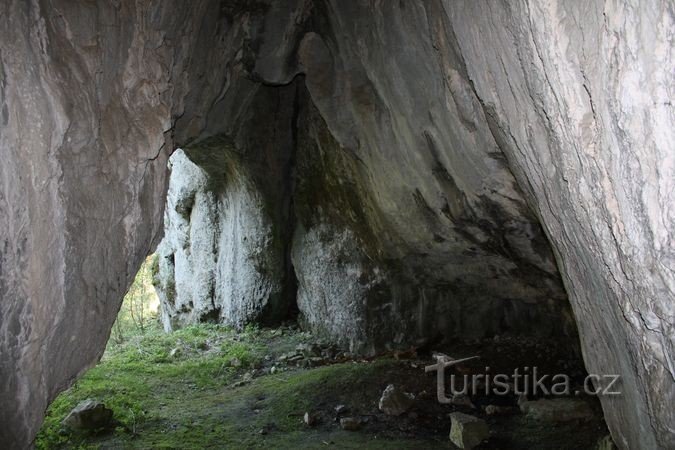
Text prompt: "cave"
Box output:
[[0, 1, 672, 449]]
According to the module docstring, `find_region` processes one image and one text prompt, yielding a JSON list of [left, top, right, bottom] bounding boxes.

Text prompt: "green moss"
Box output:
[[36, 324, 265, 450], [37, 319, 441, 449]]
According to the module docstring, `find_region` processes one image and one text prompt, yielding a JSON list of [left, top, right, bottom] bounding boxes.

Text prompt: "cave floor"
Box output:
[[37, 324, 610, 449]]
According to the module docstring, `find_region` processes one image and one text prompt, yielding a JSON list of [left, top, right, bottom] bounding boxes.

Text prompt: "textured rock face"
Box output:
[[291, 10, 571, 354], [0, 1, 672, 449], [0, 1, 176, 446], [154, 149, 220, 330], [155, 148, 290, 331], [160, 86, 572, 352], [446, 3, 674, 448]]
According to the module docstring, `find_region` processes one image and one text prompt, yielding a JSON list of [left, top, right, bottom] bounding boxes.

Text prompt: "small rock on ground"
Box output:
[[335, 404, 348, 415], [449, 412, 489, 449], [303, 412, 317, 427], [378, 384, 414, 416], [62, 399, 114, 430]]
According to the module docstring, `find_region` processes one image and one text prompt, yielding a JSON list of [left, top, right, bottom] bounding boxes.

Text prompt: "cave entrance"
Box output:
[[37, 148, 610, 450], [108, 254, 161, 346], [37, 78, 610, 448]]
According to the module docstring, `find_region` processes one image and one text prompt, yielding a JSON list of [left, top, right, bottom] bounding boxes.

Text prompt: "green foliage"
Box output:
[[36, 319, 266, 449], [37, 320, 438, 449], [110, 255, 160, 346]]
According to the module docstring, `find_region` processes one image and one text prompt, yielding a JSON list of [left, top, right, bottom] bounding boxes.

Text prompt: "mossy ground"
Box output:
[[37, 320, 610, 449], [35, 324, 443, 449], [37, 262, 609, 450]]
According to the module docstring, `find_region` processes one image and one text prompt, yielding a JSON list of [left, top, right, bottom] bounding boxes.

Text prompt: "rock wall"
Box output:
[[447, 3, 674, 447], [157, 82, 573, 353], [0, 0, 180, 445], [155, 146, 289, 331], [291, 90, 572, 353], [0, 1, 672, 448]]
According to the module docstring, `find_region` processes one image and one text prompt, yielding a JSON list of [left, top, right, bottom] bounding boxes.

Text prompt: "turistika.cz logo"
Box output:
[[424, 354, 621, 403]]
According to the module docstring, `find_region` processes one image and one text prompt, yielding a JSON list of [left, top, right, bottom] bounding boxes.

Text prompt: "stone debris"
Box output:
[[303, 412, 318, 427], [449, 412, 489, 449], [62, 399, 114, 430], [232, 371, 255, 388], [229, 357, 242, 367], [378, 384, 414, 416], [296, 343, 322, 357]]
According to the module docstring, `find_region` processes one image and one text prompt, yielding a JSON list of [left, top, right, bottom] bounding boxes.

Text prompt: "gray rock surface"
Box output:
[[0, 1, 672, 449], [155, 148, 288, 330], [449, 412, 490, 449], [447, 3, 674, 447], [61, 399, 113, 431], [378, 384, 414, 416]]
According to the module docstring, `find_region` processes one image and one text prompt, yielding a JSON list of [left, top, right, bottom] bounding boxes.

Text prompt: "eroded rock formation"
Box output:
[[156, 82, 572, 352], [0, 1, 672, 448]]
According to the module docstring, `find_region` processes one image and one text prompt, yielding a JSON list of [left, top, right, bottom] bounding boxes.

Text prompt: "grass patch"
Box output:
[[35, 323, 431, 450], [36, 323, 267, 449]]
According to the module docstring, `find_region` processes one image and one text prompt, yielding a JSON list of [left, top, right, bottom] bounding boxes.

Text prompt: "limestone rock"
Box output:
[[155, 141, 293, 331], [378, 384, 414, 416], [0, 2, 672, 449], [303, 412, 317, 427], [62, 400, 113, 431], [448, 3, 674, 447], [449, 412, 489, 449]]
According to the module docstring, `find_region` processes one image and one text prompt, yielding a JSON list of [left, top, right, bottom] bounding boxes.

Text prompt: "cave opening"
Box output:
[[35, 78, 613, 449], [5, 1, 670, 449]]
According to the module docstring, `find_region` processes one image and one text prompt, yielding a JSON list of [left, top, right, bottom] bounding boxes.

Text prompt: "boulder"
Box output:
[[378, 384, 414, 416], [62, 399, 114, 431], [449, 412, 489, 449]]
